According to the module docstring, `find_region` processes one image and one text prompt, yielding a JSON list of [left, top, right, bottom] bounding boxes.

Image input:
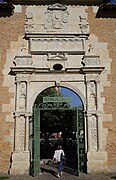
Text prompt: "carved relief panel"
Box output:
[[89, 81, 97, 111], [29, 38, 84, 54], [19, 116, 25, 151], [91, 115, 98, 151], [45, 3, 69, 31], [25, 4, 89, 34], [19, 82, 27, 111]]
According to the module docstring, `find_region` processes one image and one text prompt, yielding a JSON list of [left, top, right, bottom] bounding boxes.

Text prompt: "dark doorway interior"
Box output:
[[40, 109, 79, 173]]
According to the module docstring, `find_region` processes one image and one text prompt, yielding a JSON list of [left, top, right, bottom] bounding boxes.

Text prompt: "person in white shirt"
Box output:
[[52, 145, 65, 178]]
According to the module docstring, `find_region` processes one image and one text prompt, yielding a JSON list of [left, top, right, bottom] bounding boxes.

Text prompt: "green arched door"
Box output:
[[33, 97, 86, 176]]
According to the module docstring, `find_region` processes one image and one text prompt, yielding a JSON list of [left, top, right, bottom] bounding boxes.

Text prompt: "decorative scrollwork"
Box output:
[[37, 102, 71, 109]]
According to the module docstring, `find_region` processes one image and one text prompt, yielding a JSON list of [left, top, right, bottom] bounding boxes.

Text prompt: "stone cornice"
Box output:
[[10, 66, 105, 75], [81, 67, 105, 74]]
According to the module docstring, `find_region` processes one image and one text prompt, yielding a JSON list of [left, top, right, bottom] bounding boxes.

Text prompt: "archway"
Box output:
[[30, 86, 87, 176]]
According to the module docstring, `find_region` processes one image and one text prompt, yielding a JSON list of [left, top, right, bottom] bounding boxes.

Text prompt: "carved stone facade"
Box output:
[[0, 1, 116, 175], [10, 3, 106, 174]]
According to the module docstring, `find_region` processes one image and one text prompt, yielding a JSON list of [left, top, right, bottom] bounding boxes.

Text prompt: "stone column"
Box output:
[[85, 80, 93, 151], [26, 82, 30, 111], [96, 80, 100, 111], [97, 115, 103, 151], [84, 112, 88, 152], [86, 80, 90, 110], [25, 115, 29, 151], [14, 115, 20, 152], [96, 81, 103, 151]]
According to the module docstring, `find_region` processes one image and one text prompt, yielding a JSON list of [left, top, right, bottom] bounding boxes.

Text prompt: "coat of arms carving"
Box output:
[[45, 3, 69, 30]]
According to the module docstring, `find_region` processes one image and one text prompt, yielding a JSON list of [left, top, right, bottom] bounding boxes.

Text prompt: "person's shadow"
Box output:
[[41, 167, 57, 177]]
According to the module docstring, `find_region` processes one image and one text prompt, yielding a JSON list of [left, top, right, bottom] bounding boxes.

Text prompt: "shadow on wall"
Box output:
[[8, 152, 13, 174], [96, 4, 116, 18], [0, 2, 14, 17]]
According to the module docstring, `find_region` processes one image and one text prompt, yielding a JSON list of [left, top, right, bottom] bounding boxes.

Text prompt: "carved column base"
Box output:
[[87, 151, 108, 173], [11, 151, 30, 174]]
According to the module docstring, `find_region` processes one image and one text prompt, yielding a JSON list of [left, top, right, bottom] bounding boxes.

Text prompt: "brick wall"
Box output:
[[87, 7, 116, 171], [0, 7, 26, 172]]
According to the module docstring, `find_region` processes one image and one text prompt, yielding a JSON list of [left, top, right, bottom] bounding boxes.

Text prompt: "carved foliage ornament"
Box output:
[[91, 115, 98, 151], [45, 3, 69, 30], [19, 117, 25, 151]]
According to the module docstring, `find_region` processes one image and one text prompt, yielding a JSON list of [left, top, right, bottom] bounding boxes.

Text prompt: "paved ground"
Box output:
[[0, 164, 116, 180]]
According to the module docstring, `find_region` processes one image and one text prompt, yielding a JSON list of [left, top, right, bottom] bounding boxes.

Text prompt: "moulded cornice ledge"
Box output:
[[10, 67, 50, 75], [81, 67, 105, 74]]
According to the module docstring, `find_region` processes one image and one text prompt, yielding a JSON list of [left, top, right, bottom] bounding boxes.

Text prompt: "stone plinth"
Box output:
[[11, 151, 30, 174]]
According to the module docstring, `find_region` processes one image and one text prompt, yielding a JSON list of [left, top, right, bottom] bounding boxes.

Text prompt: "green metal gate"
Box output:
[[33, 97, 85, 176]]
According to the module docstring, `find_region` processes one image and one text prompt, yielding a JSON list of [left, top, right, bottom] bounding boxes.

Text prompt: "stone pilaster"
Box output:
[[87, 114, 93, 151]]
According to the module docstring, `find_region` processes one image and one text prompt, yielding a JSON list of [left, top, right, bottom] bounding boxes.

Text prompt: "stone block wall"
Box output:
[[0, 6, 26, 173]]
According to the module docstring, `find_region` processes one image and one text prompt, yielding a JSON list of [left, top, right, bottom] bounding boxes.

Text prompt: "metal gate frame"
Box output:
[[33, 101, 85, 176]]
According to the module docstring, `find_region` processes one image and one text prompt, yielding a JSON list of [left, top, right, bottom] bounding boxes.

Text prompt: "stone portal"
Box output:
[[10, 3, 107, 174]]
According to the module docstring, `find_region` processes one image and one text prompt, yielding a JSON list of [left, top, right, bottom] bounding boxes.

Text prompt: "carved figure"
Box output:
[[19, 82, 26, 111], [90, 82, 96, 109], [79, 15, 89, 34]]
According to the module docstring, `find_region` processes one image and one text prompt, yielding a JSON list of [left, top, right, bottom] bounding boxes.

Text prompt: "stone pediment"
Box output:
[[48, 3, 67, 11]]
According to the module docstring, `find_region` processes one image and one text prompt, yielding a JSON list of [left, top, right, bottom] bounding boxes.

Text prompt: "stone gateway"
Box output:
[[0, 0, 116, 175]]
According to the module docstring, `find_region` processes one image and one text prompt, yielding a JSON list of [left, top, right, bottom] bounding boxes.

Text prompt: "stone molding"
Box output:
[[14, 55, 32, 66], [29, 37, 85, 55]]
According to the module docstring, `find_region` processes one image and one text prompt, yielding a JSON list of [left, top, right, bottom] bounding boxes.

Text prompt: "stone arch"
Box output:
[[29, 82, 86, 112], [31, 83, 86, 175]]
